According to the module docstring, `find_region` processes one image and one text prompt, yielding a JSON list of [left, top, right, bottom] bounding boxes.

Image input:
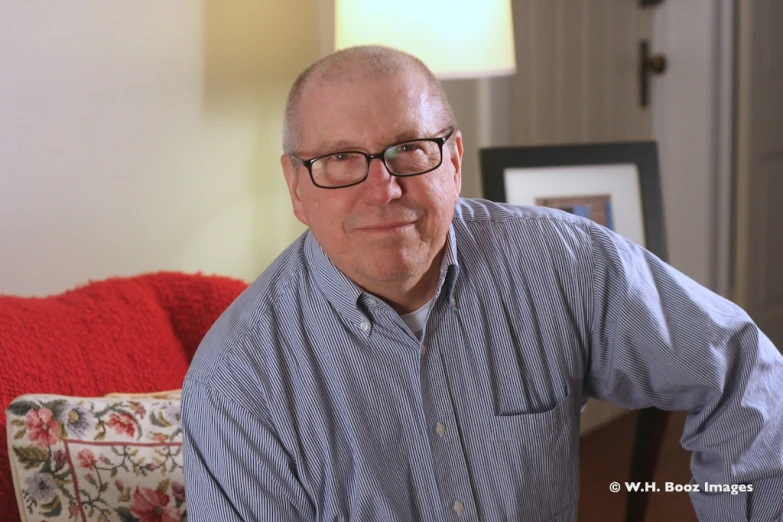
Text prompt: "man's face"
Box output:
[[281, 71, 463, 292]]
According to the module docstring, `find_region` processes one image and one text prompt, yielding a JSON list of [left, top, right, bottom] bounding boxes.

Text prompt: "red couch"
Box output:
[[0, 272, 247, 521]]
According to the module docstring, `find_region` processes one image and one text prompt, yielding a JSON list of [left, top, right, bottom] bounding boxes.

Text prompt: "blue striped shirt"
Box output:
[[182, 198, 783, 521]]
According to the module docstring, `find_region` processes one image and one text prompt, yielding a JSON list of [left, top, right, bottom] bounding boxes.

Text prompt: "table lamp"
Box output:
[[334, 0, 516, 79]]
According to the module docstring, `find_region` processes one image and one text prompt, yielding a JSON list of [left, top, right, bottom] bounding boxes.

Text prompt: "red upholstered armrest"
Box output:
[[134, 271, 249, 361]]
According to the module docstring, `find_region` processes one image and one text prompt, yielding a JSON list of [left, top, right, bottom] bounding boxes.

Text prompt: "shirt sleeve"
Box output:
[[181, 376, 315, 522], [585, 221, 783, 521]]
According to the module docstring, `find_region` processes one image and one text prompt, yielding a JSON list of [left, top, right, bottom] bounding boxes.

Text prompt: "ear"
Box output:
[[449, 130, 464, 198], [281, 154, 309, 226]]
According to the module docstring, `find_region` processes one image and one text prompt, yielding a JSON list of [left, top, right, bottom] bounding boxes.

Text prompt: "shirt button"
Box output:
[[450, 297, 457, 307], [436, 422, 446, 437], [367, 297, 379, 307], [453, 501, 464, 514], [360, 321, 371, 334], [420, 344, 427, 357]]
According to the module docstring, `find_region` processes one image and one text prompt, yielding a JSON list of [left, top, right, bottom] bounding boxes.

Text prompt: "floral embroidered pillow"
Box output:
[[5, 394, 185, 522]]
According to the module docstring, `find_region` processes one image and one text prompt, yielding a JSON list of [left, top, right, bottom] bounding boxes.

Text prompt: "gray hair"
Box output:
[[281, 45, 458, 156]]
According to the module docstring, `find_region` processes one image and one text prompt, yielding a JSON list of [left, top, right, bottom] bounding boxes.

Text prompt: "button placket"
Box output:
[[418, 340, 477, 521]]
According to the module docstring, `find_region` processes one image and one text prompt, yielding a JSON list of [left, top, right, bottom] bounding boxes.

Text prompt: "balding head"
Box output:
[[282, 45, 457, 155]]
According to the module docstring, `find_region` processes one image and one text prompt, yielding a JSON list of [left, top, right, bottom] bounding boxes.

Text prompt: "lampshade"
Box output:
[[334, 0, 516, 79]]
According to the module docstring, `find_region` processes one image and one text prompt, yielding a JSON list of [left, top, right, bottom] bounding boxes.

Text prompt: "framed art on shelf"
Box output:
[[479, 141, 668, 261]]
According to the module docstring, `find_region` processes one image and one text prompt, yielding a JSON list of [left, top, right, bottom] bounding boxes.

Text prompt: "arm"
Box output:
[[182, 377, 315, 522], [585, 222, 783, 521]]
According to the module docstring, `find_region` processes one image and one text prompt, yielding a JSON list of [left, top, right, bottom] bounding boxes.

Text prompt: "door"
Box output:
[[509, 0, 652, 145], [734, 0, 783, 349]]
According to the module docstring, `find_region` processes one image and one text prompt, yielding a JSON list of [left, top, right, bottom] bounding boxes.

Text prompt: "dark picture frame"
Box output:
[[479, 141, 668, 262]]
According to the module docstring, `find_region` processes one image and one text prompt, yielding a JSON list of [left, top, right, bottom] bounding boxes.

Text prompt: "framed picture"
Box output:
[[479, 141, 668, 262]]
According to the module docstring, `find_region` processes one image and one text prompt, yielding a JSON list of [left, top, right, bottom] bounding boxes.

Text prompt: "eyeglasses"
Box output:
[[291, 127, 455, 189]]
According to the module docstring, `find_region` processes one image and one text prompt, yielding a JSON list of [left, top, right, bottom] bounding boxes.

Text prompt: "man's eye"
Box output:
[[390, 144, 421, 157]]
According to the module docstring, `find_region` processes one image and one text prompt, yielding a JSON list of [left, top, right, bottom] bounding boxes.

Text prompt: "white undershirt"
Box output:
[[400, 295, 436, 340]]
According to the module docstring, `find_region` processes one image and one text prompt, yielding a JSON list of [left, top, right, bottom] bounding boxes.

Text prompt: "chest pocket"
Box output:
[[488, 387, 579, 521]]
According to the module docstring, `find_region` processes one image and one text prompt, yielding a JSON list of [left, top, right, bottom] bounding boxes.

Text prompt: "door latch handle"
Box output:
[[640, 40, 667, 108]]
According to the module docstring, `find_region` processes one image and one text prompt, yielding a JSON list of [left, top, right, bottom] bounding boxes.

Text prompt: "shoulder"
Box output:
[[453, 198, 595, 251], [185, 231, 310, 385], [455, 197, 590, 228]]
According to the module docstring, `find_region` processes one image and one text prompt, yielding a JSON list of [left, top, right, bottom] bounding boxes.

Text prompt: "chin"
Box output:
[[359, 253, 422, 283]]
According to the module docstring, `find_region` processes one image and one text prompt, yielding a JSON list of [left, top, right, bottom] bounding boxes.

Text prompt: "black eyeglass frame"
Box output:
[[291, 126, 456, 189]]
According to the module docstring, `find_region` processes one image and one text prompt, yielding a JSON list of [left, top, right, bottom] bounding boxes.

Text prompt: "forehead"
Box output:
[[296, 71, 440, 152]]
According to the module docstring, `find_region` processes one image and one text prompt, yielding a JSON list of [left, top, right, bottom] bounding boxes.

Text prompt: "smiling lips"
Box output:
[[358, 222, 415, 232]]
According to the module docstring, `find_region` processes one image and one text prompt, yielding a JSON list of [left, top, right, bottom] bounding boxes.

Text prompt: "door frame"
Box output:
[[650, 0, 735, 297]]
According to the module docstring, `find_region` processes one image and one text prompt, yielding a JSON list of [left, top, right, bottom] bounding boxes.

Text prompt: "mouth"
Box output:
[[356, 221, 416, 233]]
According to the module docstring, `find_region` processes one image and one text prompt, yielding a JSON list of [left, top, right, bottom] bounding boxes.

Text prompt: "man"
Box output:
[[182, 45, 783, 521]]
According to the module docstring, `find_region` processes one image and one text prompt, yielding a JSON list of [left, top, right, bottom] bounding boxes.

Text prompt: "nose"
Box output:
[[364, 156, 402, 205]]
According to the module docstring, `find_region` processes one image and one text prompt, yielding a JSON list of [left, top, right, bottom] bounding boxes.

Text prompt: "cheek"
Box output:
[[301, 194, 350, 240], [427, 174, 460, 211]]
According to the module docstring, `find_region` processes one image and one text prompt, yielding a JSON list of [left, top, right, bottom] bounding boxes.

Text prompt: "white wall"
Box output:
[[0, 1, 320, 297]]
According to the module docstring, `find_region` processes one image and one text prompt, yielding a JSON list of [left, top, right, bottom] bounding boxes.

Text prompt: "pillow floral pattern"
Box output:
[[6, 394, 186, 522]]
